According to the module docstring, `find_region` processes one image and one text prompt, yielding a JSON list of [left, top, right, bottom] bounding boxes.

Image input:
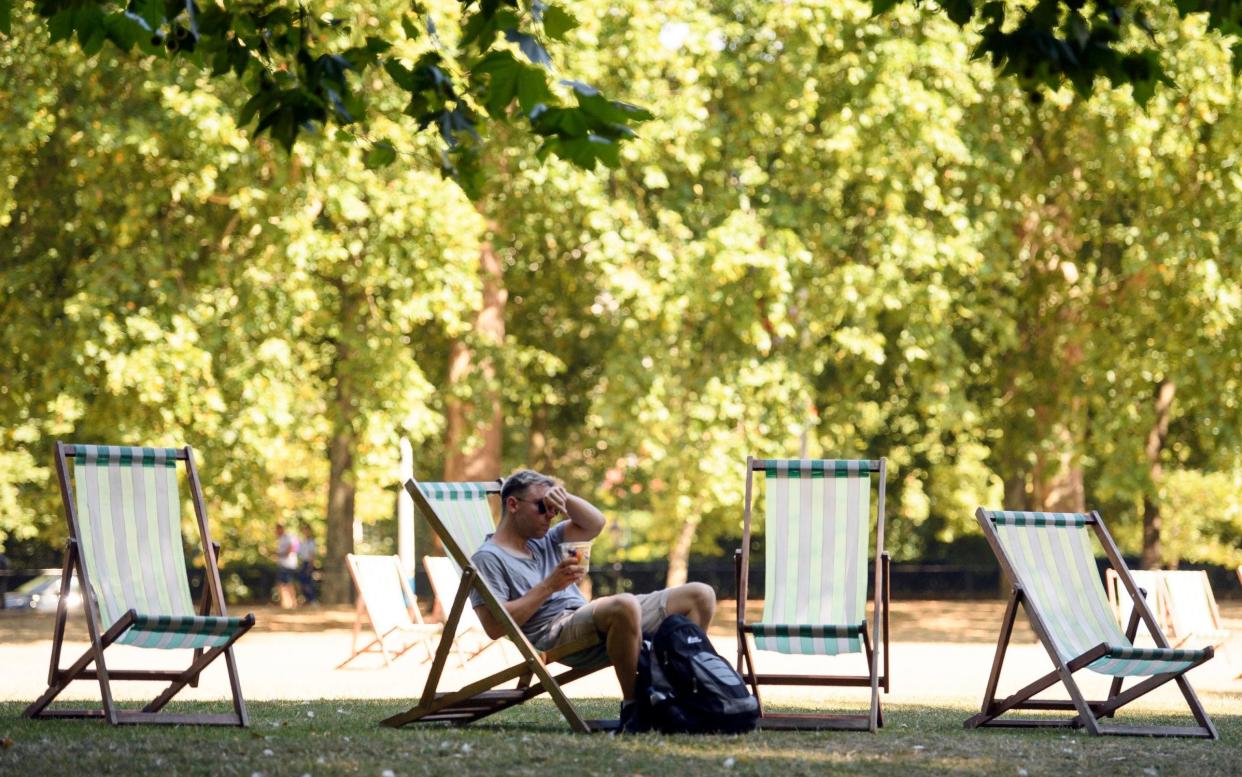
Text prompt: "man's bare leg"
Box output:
[[664, 582, 716, 629], [589, 594, 643, 699]]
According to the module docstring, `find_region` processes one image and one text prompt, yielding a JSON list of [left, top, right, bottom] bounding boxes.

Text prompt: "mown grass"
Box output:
[[1, 699, 1238, 777]]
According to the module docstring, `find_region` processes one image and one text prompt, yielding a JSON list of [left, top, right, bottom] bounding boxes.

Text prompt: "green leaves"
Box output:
[[540, 4, 579, 40], [474, 50, 553, 117], [878, 0, 1242, 103], [939, 0, 974, 25], [526, 81, 652, 170], [364, 140, 397, 170], [0, 0, 11, 36], [15, 0, 649, 195]]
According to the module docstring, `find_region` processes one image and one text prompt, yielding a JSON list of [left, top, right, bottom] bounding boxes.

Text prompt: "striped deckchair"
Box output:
[[25, 443, 254, 726], [966, 509, 1217, 738], [338, 554, 439, 669], [735, 457, 890, 732], [380, 476, 610, 733]]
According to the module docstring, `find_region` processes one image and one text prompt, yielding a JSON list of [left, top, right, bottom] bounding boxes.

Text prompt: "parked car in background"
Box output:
[[3, 573, 82, 613]]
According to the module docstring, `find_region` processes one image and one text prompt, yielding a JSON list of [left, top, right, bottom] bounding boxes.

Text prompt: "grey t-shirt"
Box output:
[[470, 521, 587, 648]]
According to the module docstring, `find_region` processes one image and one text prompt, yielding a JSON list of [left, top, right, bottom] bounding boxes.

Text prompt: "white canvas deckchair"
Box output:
[[735, 457, 890, 731], [381, 477, 610, 733], [338, 554, 439, 669], [967, 510, 1217, 738], [422, 555, 506, 666], [1105, 568, 1170, 643], [1162, 571, 1230, 652], [26, 443, 253, 726]]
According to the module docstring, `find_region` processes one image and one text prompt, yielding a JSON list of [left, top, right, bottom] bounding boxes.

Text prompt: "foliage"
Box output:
[[2, 0, 1241, 576], [1158, 469, 1242, 567], [879, 0, 1242, 105], [0, 0, 651, 193]]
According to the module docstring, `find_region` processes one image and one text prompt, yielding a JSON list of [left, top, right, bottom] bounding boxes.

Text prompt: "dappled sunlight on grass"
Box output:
[[2, 699, 1239, 777]]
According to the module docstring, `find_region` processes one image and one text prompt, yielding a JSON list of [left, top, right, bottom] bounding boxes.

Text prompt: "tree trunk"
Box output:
[[444, 238, 506, 481], [666, 512, 699, 588], [1032, 422, 1085, 513], [1141, 380, 1176, 568], [321, 286, 360, 605], [322, 422, 356, 603], [528, 405, 549, 471], [1002, 472, 1028, 511]]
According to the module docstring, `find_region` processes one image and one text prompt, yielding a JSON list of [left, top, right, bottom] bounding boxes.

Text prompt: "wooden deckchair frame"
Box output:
[[381, 476, 612, 733], [25, 442, 253, 726], [1105, 568, 1171, 643], [966, 508, 1217, 739], [734, 457, 890, 732], [422, 555, 509, 667], [338, 554, 439, 669]]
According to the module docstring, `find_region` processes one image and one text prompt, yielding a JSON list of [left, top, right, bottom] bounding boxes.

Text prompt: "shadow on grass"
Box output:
[[2, 698, 1238, 777]]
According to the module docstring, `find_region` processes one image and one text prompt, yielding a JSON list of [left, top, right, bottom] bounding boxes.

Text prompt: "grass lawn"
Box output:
[[1, 699, 1238, 777]]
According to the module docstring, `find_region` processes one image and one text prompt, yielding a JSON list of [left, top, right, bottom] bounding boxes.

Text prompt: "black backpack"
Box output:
[[629, 614, 759, 734]]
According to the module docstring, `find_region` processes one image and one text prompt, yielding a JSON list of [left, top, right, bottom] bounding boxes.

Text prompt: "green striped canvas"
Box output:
[[70, 444, 245, 650], [748, 459, 874, 656], [415, 482, 498, 568], [987, 511, 1208, 676]]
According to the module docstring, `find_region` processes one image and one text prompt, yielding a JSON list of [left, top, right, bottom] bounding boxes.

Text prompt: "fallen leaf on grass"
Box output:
[[1, 738, 13, 749]]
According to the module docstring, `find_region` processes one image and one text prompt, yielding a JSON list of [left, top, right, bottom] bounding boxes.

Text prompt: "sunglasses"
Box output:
[[516, 496, 550, 515]]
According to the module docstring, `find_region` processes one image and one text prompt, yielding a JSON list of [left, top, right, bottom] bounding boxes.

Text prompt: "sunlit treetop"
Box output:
[[2, 0, 1239, 195], [0, 0, 652, 196]]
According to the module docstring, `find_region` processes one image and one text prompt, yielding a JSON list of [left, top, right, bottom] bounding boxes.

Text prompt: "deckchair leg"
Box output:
[[336, 598, 371, 669], [45, 544, 75, 688], [881, 551, 891, 694], [738, 634, 763, 714], [862, 625, 882, 731], [223, 645, 250, 727], [966, 643, 1111, 730], [416, 567, 477, 710], [1106, 604, 1145, 713], [25, 610, 136, 721], [967, 589, 1021, 727], [143, 616, 254, 717]]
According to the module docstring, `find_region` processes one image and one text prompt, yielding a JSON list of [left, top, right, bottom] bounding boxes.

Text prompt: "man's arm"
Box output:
[[474, 558, 584, 641], [545, 485, 606, 543]]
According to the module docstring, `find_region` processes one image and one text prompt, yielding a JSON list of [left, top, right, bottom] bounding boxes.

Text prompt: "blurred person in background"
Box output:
[[298, 522, 319, 607], [273, 523, 300, 609]]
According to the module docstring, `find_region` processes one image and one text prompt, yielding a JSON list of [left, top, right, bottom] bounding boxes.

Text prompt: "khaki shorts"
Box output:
[[538, 589, 672, 655]]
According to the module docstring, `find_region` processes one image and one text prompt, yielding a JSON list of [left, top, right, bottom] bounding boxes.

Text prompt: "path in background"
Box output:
[[3, 600, 1240, 716]]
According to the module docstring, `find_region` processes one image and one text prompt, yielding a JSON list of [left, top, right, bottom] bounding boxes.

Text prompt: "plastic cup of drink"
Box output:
[[559, 541, 592, 573]]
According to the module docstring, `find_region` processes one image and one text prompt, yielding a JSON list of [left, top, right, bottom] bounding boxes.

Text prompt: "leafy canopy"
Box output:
[[0, 0, 651, 195], [875, 0, 1242, 105]]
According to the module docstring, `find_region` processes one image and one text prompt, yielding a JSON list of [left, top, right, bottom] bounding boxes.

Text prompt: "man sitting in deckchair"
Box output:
[[471, 469, 716, 730]]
